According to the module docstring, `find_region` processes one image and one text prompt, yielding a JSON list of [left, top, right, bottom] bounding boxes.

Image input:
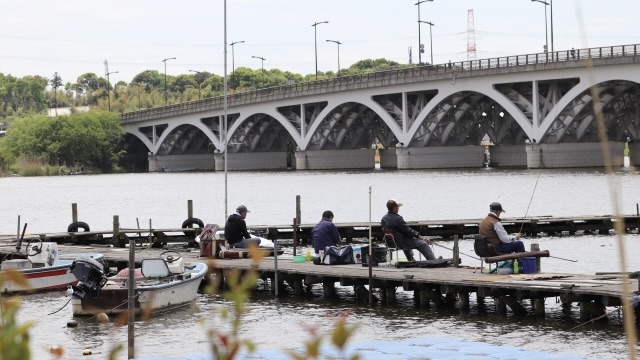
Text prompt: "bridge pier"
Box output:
[[396, 146, 484, 169], [214, 152, 288, 171], [525, 142, 625, 168], [148, 154, 215, 172], [489, 145, 528, 168], [294, 150, 375, 170], [629, 142, 640, 167]]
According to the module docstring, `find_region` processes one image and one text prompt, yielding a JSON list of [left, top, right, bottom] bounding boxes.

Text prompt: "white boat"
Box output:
[[0, 240, 104, 294], [69, 250, 207, 316]]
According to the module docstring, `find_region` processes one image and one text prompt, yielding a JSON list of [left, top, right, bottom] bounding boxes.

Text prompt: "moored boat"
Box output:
[[69, 250, 207, 316], [0, 240, 104, 294]]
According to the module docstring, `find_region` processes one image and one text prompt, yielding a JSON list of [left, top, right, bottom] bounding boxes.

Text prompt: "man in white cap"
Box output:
[[224, 205, 261, 248], [381, 199, 436, 261], [479, 202, 524, 253]]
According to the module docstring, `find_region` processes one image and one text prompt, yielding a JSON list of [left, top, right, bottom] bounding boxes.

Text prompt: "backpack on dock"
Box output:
[[322, 245, 355, 265]]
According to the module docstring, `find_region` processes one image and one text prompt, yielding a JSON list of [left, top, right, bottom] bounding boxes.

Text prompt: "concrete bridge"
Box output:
[[120, 44, 640, 172]]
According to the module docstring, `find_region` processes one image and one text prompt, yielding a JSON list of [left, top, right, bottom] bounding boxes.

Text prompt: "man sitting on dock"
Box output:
[[225, 205, 261, 248], [311, 210, 341, 255], [479, 202, 525, 253], [381, 199, 436, 261]]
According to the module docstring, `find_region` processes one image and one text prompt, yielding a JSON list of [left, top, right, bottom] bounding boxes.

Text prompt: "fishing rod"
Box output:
[[430, 241, 480, 261], [519, 170, 542, 234], [549, 255, 578, 263]]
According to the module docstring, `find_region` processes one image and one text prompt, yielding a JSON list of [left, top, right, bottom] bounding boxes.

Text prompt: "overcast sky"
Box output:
[[1, 0, 637, 84]]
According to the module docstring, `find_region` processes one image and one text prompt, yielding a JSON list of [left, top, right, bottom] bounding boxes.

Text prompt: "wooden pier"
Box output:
[[2, 213, 639, 248], [1, 239, 638, 323]]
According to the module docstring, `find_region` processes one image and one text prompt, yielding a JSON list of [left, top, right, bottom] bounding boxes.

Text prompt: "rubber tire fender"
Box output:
[[68, 221, 90, 232], [181, 217, 204, 235]]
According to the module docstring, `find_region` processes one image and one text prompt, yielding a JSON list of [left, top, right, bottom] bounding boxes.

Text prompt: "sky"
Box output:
[[1, 0, 638, 85]]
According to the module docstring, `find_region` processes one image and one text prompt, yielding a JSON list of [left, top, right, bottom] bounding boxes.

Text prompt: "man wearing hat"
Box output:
[[479, 202, 525, 253], [224, 205, 261, 248], [381, 199, 436, 261]]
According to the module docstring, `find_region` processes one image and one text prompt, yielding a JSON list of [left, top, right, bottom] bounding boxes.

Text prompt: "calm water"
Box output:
[[2, 168, 640, 359]]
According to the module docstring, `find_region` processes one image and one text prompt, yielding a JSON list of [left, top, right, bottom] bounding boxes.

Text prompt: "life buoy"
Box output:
[[67, 221, 90, 233], [181, 218, 204, 235]]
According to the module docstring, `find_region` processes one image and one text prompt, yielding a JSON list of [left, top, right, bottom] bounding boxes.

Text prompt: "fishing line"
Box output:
[[431, 241, 480, 261], [519, 170, 542, 234]]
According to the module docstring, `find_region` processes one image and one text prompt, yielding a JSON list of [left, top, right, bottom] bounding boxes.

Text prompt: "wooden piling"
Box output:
[[72, 203, 78, 223], [187, 200, 193, 219], [459, 292, 470, 311], [453, 234, 460, 267], [533, 298, 546, 316], [113, 215, 120, 246], [530, 243, 541, 271]]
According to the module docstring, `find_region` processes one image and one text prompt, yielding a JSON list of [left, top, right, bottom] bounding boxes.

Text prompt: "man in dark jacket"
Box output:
[[224, 205, 261, 248], [381, 199, 436, 261], [311, 210, 341, 254]]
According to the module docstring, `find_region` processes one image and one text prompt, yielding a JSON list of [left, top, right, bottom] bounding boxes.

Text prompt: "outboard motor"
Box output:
[[70, 255, 107, 299]]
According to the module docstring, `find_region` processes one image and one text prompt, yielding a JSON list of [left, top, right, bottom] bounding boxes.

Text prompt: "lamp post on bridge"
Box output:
[[105, 70, 118, 112], [252, 56, 266, 73], [415, 0, 433, 65], [418, 21, 434, 65], [531, 0, 550, 55], [230, 40, 245, 89], [325, 40, 342, 77], [162, 57, 176, 105], [312, 21, 329, 80]]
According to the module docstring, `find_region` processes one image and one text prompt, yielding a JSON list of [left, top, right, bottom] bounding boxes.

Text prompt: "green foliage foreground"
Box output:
[[0, 111, 125, 173]]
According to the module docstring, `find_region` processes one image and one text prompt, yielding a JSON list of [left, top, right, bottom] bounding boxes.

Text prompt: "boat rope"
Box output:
[[48, 298, 71, 315]]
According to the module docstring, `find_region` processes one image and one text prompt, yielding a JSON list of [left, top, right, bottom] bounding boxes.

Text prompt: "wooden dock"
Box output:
[[1, 240, 637, 323], [2, 213, 639, 248]]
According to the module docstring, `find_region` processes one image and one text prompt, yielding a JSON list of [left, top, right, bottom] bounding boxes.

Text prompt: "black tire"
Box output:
[[181, 217, 204, 235], [68, 221, 90, 233]]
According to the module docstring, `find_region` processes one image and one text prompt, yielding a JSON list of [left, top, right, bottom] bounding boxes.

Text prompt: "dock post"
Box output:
[[383, 284, 397, 305], [418, 287, 431, 309], [292, 218, 298, 256], [72, 203, 78, 223], [458, 292, 470, 311], [113, 215, 120, 247], [495, 297, 507, 314], [323, 281, 336, 298], [453, 235, 460, 267], [187, 200, 193, 219], [530, 243, 541, 272], [533, 298, 546, 316]]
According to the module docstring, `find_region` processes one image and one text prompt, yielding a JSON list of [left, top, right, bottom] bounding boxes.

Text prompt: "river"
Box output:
[[1, 168, 639, 359]]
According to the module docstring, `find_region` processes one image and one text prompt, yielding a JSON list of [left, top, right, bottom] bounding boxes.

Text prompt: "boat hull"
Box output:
[[71, 262, 208, 316], [1, 253, 104, 294]]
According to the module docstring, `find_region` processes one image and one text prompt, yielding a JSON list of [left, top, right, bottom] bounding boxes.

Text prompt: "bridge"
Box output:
[[120, 44, 640, 172]]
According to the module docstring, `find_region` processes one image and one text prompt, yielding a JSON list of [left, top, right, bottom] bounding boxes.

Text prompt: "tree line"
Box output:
[[0, 58, 405, 117]]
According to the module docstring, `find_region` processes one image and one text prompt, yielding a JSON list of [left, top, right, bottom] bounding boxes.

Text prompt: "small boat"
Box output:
[[0, 240, 104, 294], [69, 250, 207, 316]]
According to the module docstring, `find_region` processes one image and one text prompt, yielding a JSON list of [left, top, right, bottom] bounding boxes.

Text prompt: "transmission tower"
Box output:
[[467, 9, 477, 60]]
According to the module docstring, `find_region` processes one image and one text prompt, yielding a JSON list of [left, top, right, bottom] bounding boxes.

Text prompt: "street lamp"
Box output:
[[418, 21, 435, 65], [415, 0, 433, 65], [326, 40, 342, 77], [531, 0, 549, 55], [312, 21, 329, 80], [230, 40, 245, 88], [162, 57, 176, 105], [252, 56, 266, 73], [130, 83, 142, 111], [188, 70, 203, 99], [105, 70, 118, 112]]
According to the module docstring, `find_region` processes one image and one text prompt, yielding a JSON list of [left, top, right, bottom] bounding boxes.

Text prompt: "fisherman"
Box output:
[[224, 205, 261, 248], [311, 210, 341, 255], [479, 202, 525, 253], [381, 199, 436, 261]]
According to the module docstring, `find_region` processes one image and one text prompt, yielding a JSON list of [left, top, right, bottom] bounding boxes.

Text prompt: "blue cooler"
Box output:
[[520, 257, 537, 274]]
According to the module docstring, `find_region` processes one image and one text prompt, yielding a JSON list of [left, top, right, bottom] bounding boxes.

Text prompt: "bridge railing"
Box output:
[[121, 43, 640, 123]]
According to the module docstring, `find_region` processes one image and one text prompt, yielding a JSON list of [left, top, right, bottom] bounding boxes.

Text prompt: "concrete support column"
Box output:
[[295, 151, 308, 170], [489, 145, 528, 168], [396, 146, 485, 169], [148, 154, 159, 172], [629, 142, 640, 167], [526, 142, 625, 168], [379, 149, 398, 169]]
